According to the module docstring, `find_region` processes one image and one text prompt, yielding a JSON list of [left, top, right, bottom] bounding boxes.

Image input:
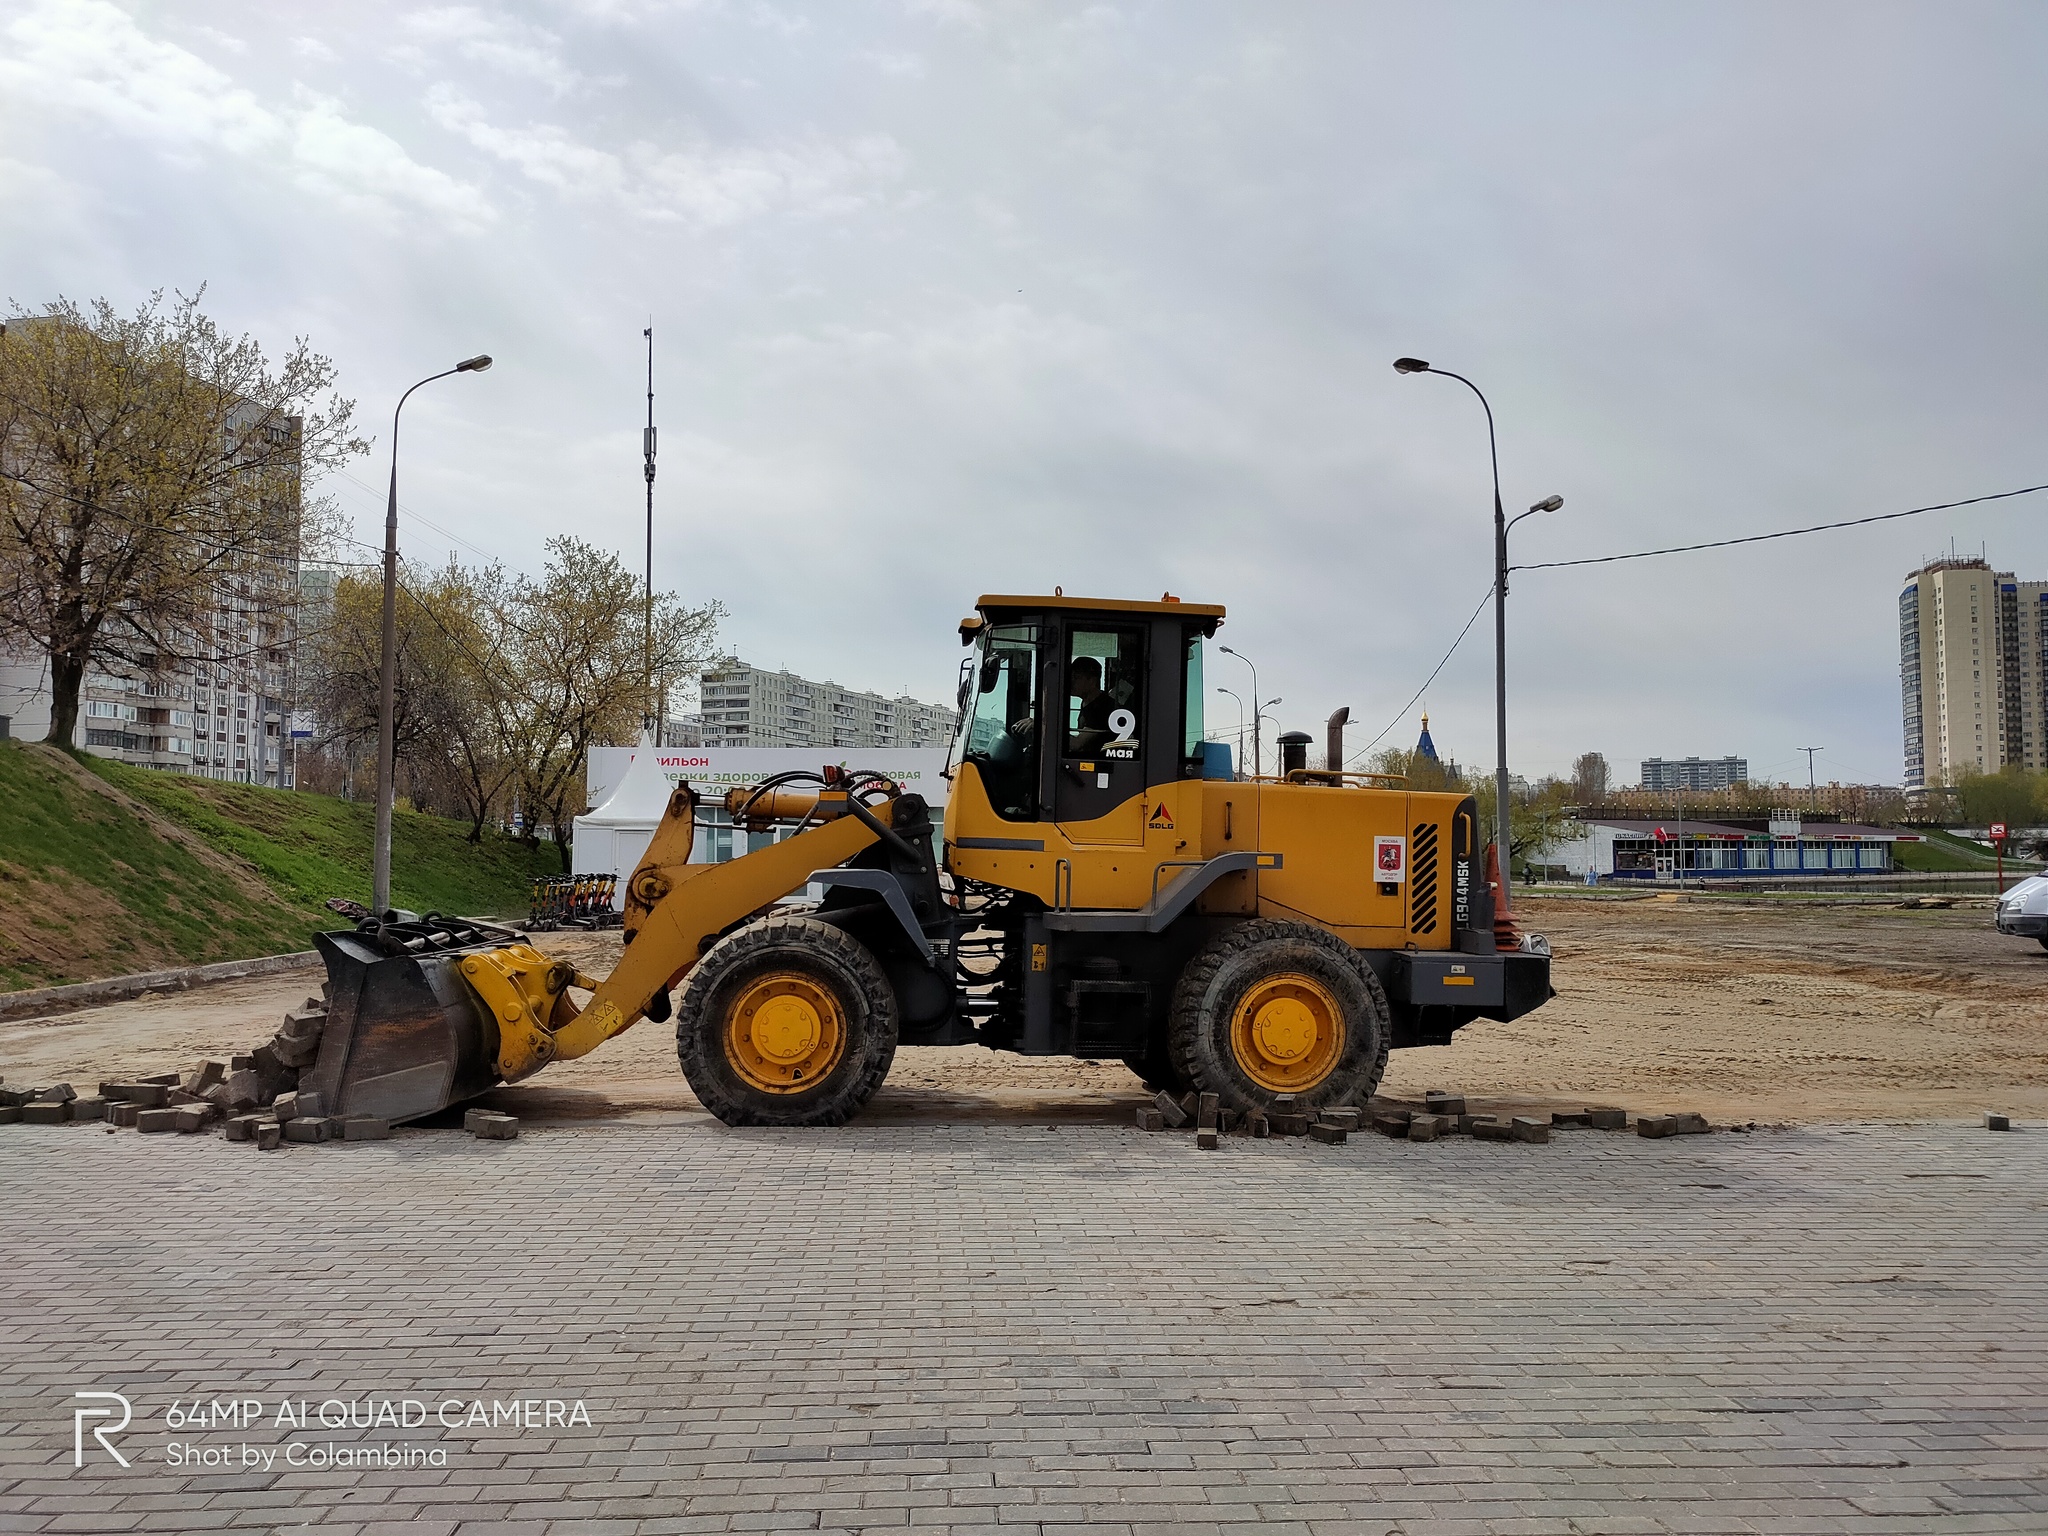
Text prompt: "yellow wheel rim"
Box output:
[[1229, 973, 1344, 1092], [724, 971, 846, 1095]]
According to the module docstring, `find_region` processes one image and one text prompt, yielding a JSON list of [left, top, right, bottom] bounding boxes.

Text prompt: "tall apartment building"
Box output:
[[1899, 557, 2048, 790], [1640, 756, 1748, 792], [696, 659, 958, 750]]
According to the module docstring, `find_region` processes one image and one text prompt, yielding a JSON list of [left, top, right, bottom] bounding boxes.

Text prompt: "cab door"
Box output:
[[1053, 623, 1146, 845]]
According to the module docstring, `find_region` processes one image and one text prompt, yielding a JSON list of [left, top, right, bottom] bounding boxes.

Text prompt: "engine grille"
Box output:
[[1410, 821, 1441, 935]]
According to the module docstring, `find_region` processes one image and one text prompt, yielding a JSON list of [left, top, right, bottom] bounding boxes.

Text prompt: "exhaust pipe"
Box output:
[[1326, 706, 1349, 774]]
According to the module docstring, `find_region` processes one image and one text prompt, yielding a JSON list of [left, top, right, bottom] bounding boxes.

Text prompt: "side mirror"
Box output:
[[978, 655, 1003, 694]]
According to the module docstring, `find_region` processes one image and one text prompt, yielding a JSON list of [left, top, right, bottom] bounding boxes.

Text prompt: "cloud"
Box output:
[[404, 7, 580, 93], [0, 0, 491, 228], [427, 86, 904, 228]]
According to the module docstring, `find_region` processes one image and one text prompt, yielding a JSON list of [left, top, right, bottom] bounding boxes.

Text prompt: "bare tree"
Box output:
[[0, 291, 364, 744], [495, 537, 723, 868], [1570, 751, 1611, 804]]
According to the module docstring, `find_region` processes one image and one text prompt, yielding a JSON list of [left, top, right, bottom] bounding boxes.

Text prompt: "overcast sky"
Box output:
[[4, 0, 2044, 787]]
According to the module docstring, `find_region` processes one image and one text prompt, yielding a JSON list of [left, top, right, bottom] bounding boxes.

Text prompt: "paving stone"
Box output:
[[216, 1069, 262, 1113], [135, 1107, 180, 1133], [181, 1060, 226, 1095], [283, 1116, 335, 1144], [1268, 1113, 1310, 1137], [0, 1104, 23, 1124], [1195, 1129, 1219, 1150], [223, 1114, 266, 1143], [1153, 1092, 1188, 1129], [272, 1030, 322, 1068], [172, 1104, 214, 1133], [1985, 1112, 2012, 1131], [255, 1120, 283, 1150], [1134, 1108, 1164, 1132], [1319, 1107, 1361, 1131], [0, 1086, 31, 1107], [1217, 1108, 1237, 1135], [1243, 1111, 1269, 1140], [69, 1096, 106, 1123], [1425, 1090, 1467, 1117], [1407, 1113, 1448, 1142], [38, 1082, 77, 1103], [1196, 1093, 1220, 1132], [1638, 1113, 1712, 1139], [466, 1111, 519, 1141], [341, 1116, 392, 1142], [229, 1054, 256, 1071], [274, 1090, 324, 1122], [101, 1082, 169, 1106], [21, 1102, 67, 1125], [1510, 1116, 1552, 1145], [1307, 1122, 1347, 1146], [108, 1101, 140, 1128], [1470, 1117, 1515, 1141], [1369, 1111, 1411, 1138], [1584, 1107, 1629, 1130]]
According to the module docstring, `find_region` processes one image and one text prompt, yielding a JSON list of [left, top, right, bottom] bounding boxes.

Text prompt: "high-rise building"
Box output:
[[1899, 557, 2048, 790], [695, 659, 958, 750], [1640, 756, 1748, 792]]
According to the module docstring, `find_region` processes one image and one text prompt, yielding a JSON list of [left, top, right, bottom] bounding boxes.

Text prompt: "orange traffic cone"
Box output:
[[1487, 842, 1522, 951]]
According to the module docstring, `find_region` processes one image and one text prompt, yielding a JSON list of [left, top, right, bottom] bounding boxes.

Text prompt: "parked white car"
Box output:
[[1995, 873, 2048, 949]]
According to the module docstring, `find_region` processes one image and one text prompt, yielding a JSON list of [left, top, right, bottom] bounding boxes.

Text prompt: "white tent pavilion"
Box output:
[[570, 732, 673, 909]]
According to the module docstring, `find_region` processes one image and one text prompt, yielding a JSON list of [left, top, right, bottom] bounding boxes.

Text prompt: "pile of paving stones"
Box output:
[[0, 989, 518, 1147], [1134, 1087, 1716, 1148]]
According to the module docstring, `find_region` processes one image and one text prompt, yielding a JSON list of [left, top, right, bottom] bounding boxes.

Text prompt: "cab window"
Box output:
[[960, 623, 1040, 820], [1066, 627, 1143, 759]]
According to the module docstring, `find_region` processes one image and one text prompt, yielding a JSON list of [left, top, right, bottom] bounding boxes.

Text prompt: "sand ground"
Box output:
[[3, 895, 2041, 1125]]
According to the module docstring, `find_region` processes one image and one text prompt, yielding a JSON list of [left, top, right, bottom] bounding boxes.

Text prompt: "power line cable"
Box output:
[[1347, 581, 1494, 765], [1513, 482, 2048, 572]]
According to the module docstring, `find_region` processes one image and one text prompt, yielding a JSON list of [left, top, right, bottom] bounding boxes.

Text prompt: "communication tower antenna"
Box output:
[[643, 323, 657, 740]]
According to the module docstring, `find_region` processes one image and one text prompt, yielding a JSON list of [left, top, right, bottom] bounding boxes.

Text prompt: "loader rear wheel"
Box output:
[[676, 916, 898, 1127], [1168, 920, 1389, 1115]]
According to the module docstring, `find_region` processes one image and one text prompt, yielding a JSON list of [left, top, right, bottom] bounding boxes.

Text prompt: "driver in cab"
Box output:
[[1069, 657, 1125, 756]]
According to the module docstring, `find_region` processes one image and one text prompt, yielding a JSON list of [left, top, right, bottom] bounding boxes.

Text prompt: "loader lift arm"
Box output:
[[461, 774, 918, 1086]]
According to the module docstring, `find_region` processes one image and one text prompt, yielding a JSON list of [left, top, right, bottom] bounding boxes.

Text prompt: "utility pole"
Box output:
[[1798, 745, 1824, 810], [643, 326, 658, 744]]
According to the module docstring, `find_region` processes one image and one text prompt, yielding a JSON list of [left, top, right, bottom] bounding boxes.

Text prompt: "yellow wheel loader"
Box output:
[[300, 593, 1553, 1127]]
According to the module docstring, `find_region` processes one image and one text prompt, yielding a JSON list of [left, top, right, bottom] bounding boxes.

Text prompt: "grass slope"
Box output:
[[0, 742, 555, 990], [1895, 826, 2043, 873]]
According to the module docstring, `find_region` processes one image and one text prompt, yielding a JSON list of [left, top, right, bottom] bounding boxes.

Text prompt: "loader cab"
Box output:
[[951, 594, 1224, 836]]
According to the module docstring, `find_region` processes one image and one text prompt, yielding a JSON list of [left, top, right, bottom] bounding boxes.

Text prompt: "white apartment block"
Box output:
[[696, 659, 958, 751], [1900, 556, 2048, 790]]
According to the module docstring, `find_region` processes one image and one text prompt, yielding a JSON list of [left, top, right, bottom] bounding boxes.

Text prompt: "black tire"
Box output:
[[1168, 919, 1389, 1115], [676, 915, 898, 1127]]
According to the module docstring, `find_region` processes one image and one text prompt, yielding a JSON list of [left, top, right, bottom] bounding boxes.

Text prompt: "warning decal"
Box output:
[[1148, 802, 1175, 830]]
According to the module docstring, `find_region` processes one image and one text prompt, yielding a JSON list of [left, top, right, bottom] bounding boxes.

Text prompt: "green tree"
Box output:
[[1953, 768, 2046, 830], [0, 292, 362, 744]]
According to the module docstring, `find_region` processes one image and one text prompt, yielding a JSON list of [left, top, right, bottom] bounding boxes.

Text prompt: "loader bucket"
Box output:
[[298, 918, 513, 1124]]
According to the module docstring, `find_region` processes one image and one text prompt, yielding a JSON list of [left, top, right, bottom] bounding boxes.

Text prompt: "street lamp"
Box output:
[[1216, 686, 1246, 769], [373, 354, 492, 916], [1218, 644, 1265, 777], [1393, 356, 1559, 884]]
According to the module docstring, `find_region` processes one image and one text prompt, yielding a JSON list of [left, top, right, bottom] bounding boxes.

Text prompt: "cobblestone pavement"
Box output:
[[2, 1118, 2044, 1535]]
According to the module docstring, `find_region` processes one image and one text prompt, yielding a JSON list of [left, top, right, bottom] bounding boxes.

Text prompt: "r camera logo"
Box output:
[[74, 1392, 132, 1468]]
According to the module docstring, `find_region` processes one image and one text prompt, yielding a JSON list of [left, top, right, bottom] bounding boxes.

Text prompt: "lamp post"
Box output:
[[1218, 645, 1263, 777], [1216, 686, 1246, 769], [1394, 356, 1559, 883], [372, 354, 493, 916]]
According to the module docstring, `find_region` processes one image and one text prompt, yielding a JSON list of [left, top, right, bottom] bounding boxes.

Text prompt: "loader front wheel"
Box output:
[[1168, 920, 1388, 1115], [677, 916, 899, 1127]]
